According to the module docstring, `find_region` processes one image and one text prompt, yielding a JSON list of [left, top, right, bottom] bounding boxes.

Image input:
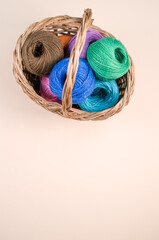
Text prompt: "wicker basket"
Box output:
[[13, 8, 135, 121]]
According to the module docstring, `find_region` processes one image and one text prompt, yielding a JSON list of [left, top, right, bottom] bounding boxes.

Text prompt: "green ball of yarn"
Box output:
[[87, 37, 130, 81]]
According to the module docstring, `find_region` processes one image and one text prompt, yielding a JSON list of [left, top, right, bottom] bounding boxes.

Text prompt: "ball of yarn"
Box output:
[[22, 31, 64, 76], [68, 29, 103, 59], [58, 35, 73, 48], [49, 58, 96, 104], [40, 76, 62, 104], [58, 35, 73, 57], [79, 79, 119, 112], [87, 37, 130, 80]]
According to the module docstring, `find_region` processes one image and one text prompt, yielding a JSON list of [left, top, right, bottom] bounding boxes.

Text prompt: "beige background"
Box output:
[[0, 0, 159, 239]]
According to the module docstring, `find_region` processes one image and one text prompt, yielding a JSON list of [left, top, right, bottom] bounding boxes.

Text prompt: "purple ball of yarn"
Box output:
[[68, 29, 104, 59], [40, 76, 62, 104]]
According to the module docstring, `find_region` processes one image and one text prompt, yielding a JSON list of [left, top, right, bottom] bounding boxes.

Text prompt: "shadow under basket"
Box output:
[[13, 8, 135, 121]]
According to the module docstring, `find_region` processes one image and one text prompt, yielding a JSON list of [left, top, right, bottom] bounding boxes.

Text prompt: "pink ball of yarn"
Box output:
[[40, 76, 62, 104], [68, 29, 104, 59]]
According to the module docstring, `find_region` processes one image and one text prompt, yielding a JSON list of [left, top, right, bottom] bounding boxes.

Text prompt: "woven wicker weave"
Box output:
[[13, 8, 135, 121]]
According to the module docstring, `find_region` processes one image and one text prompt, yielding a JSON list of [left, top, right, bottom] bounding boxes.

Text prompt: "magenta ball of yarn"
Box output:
[[68, 29, 104, 59], [40, 76, 62, 104]]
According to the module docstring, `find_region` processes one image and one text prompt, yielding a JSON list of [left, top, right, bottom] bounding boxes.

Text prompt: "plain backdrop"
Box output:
[[0, 0, 159, 240]]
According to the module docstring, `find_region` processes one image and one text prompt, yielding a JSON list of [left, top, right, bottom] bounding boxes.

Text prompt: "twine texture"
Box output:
[[87, 37, 130, 80], [22, 31, 64, 76], [79, 79, 119, 112], [68, 29, 103, 59], [40, 76, 62, 104], [49, 58, 96, 104]]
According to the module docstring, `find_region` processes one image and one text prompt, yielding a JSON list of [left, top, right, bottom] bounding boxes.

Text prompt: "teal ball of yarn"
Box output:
[[87, 37, 130, 80], [79, 79, 119, 112]]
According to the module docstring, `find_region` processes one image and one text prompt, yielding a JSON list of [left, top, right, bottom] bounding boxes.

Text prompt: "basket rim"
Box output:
[[13, 8, 135, 121]]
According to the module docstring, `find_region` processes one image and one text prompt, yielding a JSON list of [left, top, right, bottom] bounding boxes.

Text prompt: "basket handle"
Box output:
[[62, 8, 93, 114]]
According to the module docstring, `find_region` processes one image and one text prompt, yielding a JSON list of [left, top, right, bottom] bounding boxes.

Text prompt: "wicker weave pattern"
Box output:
[[13, 8, 135, 121]]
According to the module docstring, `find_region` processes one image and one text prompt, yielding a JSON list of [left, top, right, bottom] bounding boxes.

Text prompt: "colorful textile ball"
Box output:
[[49, 58, 96, 104], [79, 79, 119, 112], [87, 37, 130, 80]]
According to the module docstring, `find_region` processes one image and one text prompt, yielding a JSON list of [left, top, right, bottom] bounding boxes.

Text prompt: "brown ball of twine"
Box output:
[[22, 31, 64, 76]]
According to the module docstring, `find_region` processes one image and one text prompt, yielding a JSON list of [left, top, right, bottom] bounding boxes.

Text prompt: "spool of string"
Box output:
[[49, 58, 96, 104], [87, 37, 130, 80], [68, 29, 103, 59], [59, 35, 73, 48], [79, 79, 119, 112], [58, 35, 73, 57], [40, 76, 62, 104], [22, 31, 64, 76]]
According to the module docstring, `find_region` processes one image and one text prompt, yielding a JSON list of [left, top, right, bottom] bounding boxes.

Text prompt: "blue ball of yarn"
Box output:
[[49, 58, 96, 104], [78, 79, 119, 112]]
